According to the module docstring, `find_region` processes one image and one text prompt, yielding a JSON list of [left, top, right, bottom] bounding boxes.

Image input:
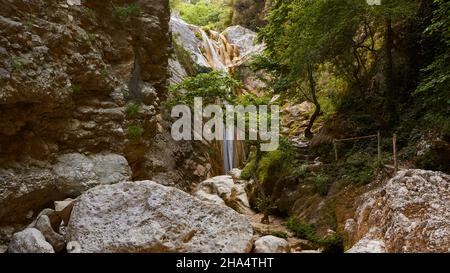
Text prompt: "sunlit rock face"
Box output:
[[347, 169, 450, 253], [66, 181, 254, 253]]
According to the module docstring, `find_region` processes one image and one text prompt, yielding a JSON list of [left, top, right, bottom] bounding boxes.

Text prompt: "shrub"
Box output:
[[113, 4, 141, 19], [241, 156, 257, 180], [255, 197, 273, 215], [71, 84, 81, 94], [11, 59, 24, 71], [270, 231, 288, 239], [125, 102, 141, 118], [344, 152, 375, 184], [80, 7, 96, 17], [127, 124, 144, 139], [318, 233, 344, 254], [313, 173, 331, 196], [286, 216, 316, 241]]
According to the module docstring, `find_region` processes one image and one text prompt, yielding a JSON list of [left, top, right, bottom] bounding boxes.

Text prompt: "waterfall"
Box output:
[[198, 30, 244, 174]]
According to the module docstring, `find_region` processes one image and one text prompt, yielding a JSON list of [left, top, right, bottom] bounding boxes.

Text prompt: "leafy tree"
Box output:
[[168, 71, 241, 108], [257, 0, 418, 135], [415, 0, 450, 110]]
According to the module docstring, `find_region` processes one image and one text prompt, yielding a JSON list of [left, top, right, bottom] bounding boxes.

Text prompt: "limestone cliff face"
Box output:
[[0, 0, 171, 225]]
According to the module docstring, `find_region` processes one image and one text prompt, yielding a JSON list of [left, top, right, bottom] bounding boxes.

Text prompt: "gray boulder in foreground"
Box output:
[[66, 181, 253, 253]]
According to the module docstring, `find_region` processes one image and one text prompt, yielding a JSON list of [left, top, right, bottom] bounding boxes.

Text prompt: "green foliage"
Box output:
[[257, 150, 283, 184], [71, 84, 81, 94], [167, 71, 242, 108], [194, 31, 203, 41], [318, 233, 344, 254], [270, 231, 288, 239], [125, 102, 141, 118], [286, 216, 316, 241], [415, 0, 450, 109], [80, 7, 96, 17], [113, 3, 141, 19], [127, 124, 144, 139], [171, 0, 233, 30], [11, 59, 24, 71], [313, 173, 331, 196], [255, 197, 274, 215], [172, 33, 197, 75], [287, 216, 344, 252], [343, 152, 376, 184], [241, 156, 257, 180]]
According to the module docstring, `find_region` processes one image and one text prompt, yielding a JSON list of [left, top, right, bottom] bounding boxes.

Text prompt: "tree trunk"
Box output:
[[384, 15, 398, 127], [305, 66, 321, 139]]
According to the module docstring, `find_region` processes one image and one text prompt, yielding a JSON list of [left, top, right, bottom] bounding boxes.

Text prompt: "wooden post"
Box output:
[[377, 131, 381, 165], [393, 133, 398, 172], [333, 140, 338, 161]]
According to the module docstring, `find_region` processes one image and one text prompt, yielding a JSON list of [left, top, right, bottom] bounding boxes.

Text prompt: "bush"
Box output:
[[80, 7, 95, 17], [125, 102, 141, 118], [318, 233, 344, 254], [313, 173, 331, 196], [113, 4, 141, 19], [127, 124, 144, 139], [11, 59, 24, 71], [71, 84, 81, 94], [270, 231, 288, 239], [241, 156, 257, 180], [255, 197, 273, 215], [343, 152, 376, 184], [286, 216, 316, 241]]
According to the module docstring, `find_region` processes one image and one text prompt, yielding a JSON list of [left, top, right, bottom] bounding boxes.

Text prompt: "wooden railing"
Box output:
[[333, 131, 399, 171]]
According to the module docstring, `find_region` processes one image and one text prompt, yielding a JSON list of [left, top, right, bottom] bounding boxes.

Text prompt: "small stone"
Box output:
[[8, 228, 54, 253], [253, 236, 290, 253], [35, 215, 65, 252], [54, 198, 75, 225]]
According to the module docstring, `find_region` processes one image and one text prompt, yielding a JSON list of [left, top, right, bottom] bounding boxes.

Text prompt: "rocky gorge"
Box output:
[[1, 0, 449, 254]]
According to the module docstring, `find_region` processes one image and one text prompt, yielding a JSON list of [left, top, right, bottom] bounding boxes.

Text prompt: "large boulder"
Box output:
[[0, 168, 63, 225], [253, 236, 290, 253], [52, 153, 131, 196], [8, 228, 54, 253], [194, 175, 250, 211], [0, 153, 131, 225], [348, 169, 450, 253], [66, 181, 253, 253]]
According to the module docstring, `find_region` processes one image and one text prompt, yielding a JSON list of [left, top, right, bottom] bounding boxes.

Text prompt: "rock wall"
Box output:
[[0, 0, 173, 225], [347, 170, 450, 253]]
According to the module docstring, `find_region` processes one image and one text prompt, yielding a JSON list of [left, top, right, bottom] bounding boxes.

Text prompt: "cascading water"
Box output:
[[199, 30, 243, 174]]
